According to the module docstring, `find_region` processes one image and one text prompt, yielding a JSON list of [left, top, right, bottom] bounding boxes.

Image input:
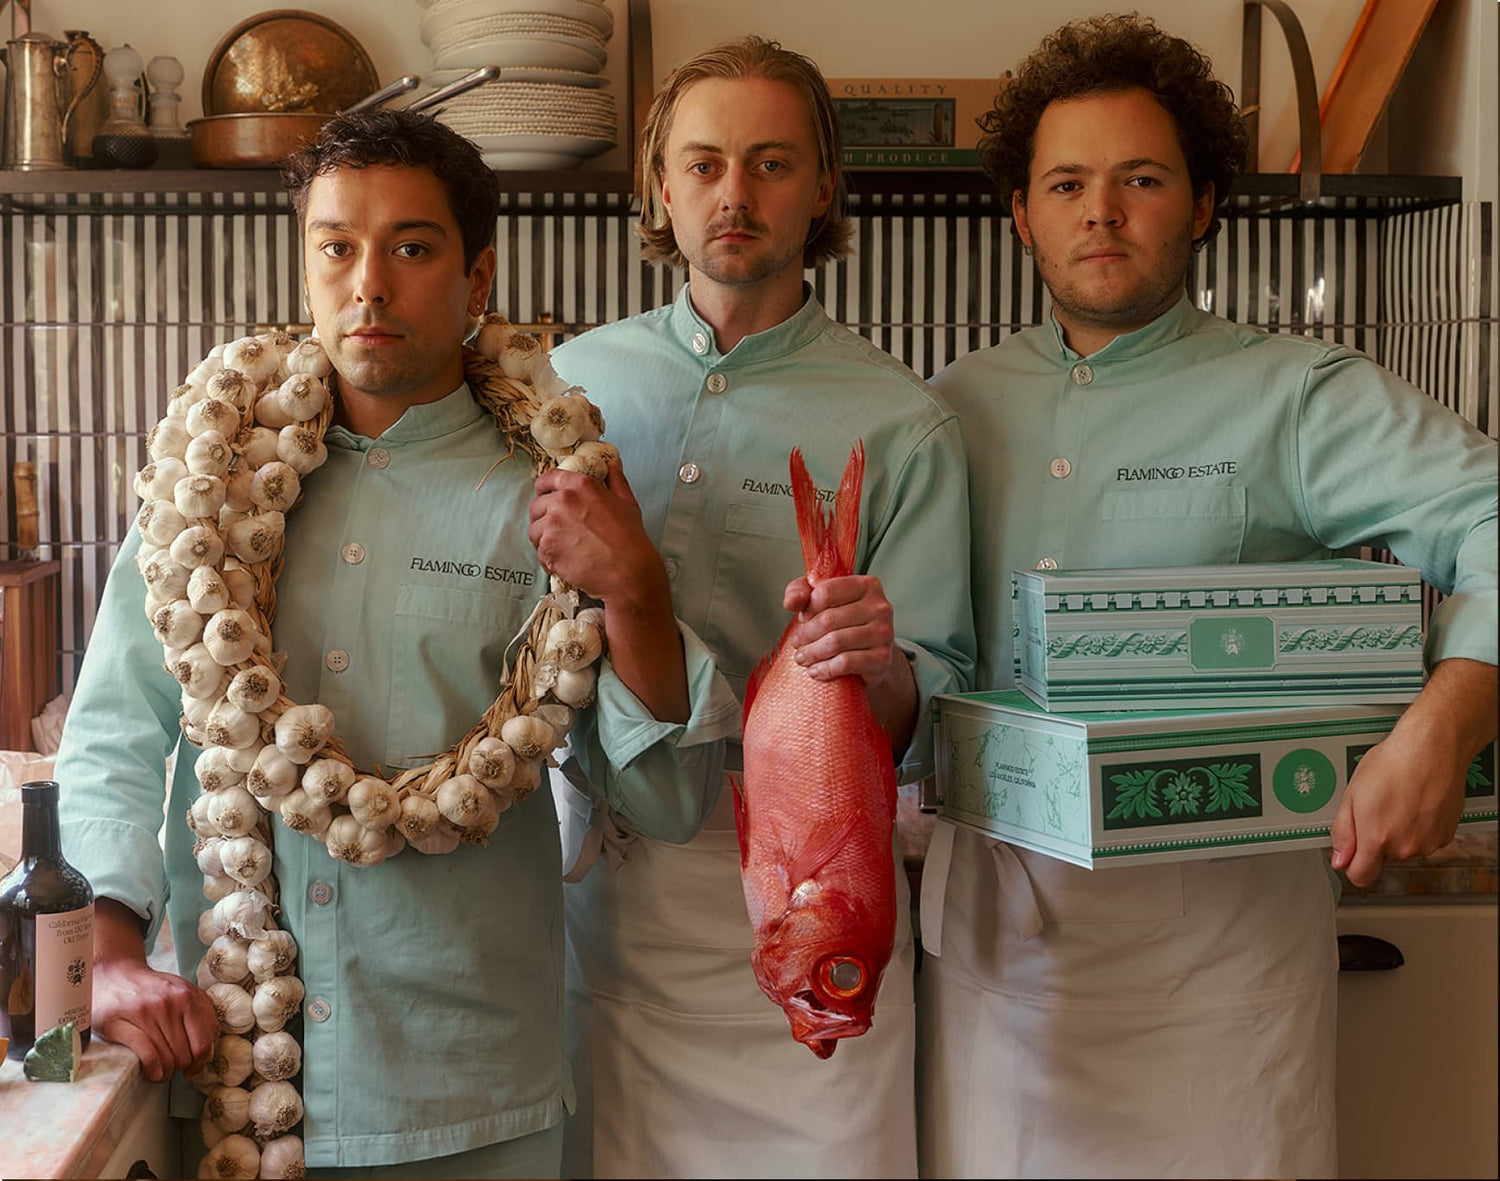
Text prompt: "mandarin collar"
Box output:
[[325, 381, 484, 449], [668, 281, 828, 367], [1048, 291, 1199, 364]]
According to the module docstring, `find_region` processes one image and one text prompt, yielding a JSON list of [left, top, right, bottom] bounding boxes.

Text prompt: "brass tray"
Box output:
[[202, 8, 379, 115]]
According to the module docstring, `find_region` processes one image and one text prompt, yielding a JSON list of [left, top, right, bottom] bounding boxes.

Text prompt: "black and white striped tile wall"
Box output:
[[1, 191, 1493, 690]]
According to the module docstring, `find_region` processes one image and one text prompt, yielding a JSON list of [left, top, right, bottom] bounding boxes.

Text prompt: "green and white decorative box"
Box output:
[[1013, 560, 1425, 712], [933, 690, 1498, 870]]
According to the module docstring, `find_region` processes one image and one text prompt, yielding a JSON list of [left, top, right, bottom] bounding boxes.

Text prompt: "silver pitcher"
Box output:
[[1, 30, 103, 169]]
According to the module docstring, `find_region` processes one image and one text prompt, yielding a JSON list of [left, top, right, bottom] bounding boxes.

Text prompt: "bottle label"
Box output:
[[34, 904, 92, 1035]]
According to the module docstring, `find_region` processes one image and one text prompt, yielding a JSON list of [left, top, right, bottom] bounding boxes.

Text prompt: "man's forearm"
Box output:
[[95, 896, 150, 966], [602, 566, 692, 724], [1401, 657, 1499, 764]]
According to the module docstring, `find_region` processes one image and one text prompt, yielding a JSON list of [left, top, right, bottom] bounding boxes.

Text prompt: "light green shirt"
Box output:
[[552, 285, 977, 778], [932, 294, 1499, 689], [53, 385, 739, 1168]]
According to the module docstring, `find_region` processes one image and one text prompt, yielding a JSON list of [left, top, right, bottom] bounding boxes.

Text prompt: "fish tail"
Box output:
[[789, 447, 826, 575], [832, 441, 865, 576], [789, 441, 865, 580]]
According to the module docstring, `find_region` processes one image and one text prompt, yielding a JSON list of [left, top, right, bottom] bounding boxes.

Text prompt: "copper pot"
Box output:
[[186, 67, 498, 169]]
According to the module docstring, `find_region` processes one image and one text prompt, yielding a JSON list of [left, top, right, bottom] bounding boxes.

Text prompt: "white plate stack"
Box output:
[[416, 0, 617, 169]]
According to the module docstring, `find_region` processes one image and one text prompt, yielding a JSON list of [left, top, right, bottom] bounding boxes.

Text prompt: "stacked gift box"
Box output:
[[933, 560, 1498, 869]]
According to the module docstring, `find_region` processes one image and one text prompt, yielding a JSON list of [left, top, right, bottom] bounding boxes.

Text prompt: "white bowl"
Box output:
[[420, 0, 613, 39], [468, 131, 614, 169], [432, 34, 606, 72]]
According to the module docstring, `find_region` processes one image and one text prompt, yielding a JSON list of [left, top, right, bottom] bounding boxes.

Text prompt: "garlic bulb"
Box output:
[[251, 975, 305, 1034], [139, 552, 190, 606], [396, 793, 441, 840], [196, 835, 226, 877], [457, 790, 501, 844], [187, 396, 241, 439], [206, 369, 255, 413], [254, 390, 296, 430], [186, 566, 231, 614], [529, 353, 574, 402], [225, 511, 285, 564], [544, 619, 603, 672], [207, 785, 260, 837], [529, 394, 592, 454], [182, 690, 218, 729], [285, 339, 332, 377], [203, 608, 259, 666], [410, 823, 463, 856], [138, 499, 188, 547], [185, 430, 233, 478], [170, 647, 226, 709], [170, 523, 226, 570], [188, 1033, 254, 1091], [325, 814, 388, 866], [148, 416, 192, 461], [250, 462, 301, 512], [212, 890, 273, 940], [205, 983, 256, 1036], [199, 1113, 227, 1151], [240, 426, 282, 469], [225, 743, 263, 774], [185, 351, 223, 389], [189, 793, 220, 838], [202, 872, 238, 903], [203, 1084, 253, 1133], [435, 774, 489, 828], [252, 1030, 302, 1081], [498, 331, 543, 381], [259, 1134, 306, 1180], [247, 930, 298, 984], [278, 373, 327, 421], [510, 758, 543, 799], [501, 714, 555, 761], [552, 665, 597, 707], [151, 599, 204, 649], [277, 424, 328, 475], [249, 1079, 304, 1138], [227, 665, 281, 714], [195, 746, 245, 792], [474, 313, 514, 359], [203, 701, 262, 752], [558, 449, 609, 480], [221, 560, 257, 612], [222, 465, 256, 514], [206, 934, 251, 983], [135, 457, 189, 501], [575, 605, 605, 632], [223, 337, 280, 385], [174, 473, 226, 519], [348, 776, 398, 830], [245, 744, 297, 801], [300, 758, 354, 805], [220, 836, 273, 888], [199, 1133, 260, 1180], [383, 826, 407, 860], [278, 788, 332, 838], [468, 736, 515, 790], [274, 704, 334, 765]]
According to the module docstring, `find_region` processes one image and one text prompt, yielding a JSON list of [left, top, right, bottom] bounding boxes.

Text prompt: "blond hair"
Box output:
[[637, 36, 852, 269]]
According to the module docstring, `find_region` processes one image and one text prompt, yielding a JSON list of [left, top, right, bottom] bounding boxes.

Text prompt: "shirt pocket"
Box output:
[[1094, 485, 1248, 567], [702, 500, 804, 696], [386, 581, 531, 771]]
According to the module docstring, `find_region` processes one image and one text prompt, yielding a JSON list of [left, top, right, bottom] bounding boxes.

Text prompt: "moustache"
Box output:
[[1068, 237, 1131, 262], [707, 213, 767, 238]]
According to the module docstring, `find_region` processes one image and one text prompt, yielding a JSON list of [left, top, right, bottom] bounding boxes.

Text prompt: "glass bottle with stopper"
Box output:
[[146, 55, 191, 168], [93, 43, 158, 168]]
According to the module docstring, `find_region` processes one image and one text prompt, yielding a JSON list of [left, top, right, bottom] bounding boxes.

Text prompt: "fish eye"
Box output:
[[818, 956, 865, 998]]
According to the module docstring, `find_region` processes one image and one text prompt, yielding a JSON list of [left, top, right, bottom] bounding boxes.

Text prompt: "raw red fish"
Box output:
[[734, 442, 899, 1059]]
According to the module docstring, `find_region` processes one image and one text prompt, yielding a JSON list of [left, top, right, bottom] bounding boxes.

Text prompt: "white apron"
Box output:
[[917, 822, 1339, 1179], [557, 772, 917, 1180]]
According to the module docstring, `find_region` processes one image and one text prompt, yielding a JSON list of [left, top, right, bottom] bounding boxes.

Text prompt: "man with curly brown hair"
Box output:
[[920, 14, 1497, 1178]]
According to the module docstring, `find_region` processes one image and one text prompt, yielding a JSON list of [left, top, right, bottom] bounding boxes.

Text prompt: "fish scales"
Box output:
[[735, 441, 899, 1059]]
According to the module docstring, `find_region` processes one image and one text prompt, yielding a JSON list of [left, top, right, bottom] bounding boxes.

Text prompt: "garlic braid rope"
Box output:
[[140, 317, 614, 1180]]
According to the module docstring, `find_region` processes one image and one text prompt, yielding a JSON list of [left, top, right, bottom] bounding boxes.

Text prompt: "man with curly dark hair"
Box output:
[[919, 14, 1497, 1179]]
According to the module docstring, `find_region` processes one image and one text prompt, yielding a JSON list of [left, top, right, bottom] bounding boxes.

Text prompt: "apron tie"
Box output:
[[987, 839, 1044, 941], [919, 820, 1045, 955]]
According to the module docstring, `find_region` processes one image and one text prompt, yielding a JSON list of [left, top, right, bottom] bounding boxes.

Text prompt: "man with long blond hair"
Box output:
[[546, 35, 975, 1179]]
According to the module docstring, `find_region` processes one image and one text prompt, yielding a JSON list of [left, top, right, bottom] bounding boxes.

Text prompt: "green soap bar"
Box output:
[[23, 1021, 82, 1082]]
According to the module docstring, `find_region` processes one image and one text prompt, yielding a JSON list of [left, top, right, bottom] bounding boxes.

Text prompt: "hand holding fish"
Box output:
[[784, 574, 918, 760]]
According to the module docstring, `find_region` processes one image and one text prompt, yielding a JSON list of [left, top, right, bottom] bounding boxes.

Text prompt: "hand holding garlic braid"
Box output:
[[136, 320, 617, 1179]]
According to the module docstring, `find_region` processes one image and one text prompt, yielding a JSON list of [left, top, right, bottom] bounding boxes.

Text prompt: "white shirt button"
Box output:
[[1071, 363, 1094, 386], [1036, 557, 1059, 571], [307, 997, 332, 1023], [308, 881, 333, 906], [677, 462, 701, 484], [1049, 457, 1072, 479], [325, 649, 349, 673], [664, 557, 681, 580], [691, 331, 709, 355], [706, 373, 728, 394], [367, 448, 391, 469], [341, 542, 365, 565]]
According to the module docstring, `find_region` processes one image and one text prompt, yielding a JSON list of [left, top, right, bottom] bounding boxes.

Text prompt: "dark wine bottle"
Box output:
[[0, 780, 94, 1060]]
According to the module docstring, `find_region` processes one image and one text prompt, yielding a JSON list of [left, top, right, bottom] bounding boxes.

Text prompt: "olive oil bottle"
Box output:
[[0, 781, 94, 1059]]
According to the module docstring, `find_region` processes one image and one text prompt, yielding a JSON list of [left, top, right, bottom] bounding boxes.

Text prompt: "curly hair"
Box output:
[[282, 109, 500, 272], [979, 14, 1247, 247], [637, 35, 852, 269]]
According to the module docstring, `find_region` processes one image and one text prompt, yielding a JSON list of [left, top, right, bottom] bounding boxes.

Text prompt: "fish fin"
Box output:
[[730, 773, 749, 868], [742, 648, 774, 731], [787, 809, 861, 890], [830, 441, 865, 576], [789, 446, 826, 575]]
